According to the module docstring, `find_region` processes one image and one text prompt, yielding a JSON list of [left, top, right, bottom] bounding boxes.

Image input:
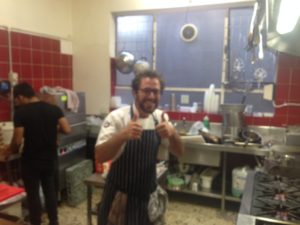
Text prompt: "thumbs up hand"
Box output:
[[125, 110, 143, 140], [156, 112, 175, 138]]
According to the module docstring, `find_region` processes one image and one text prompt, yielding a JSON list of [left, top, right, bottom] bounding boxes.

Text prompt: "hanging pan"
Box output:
[[115, 51, 135, 74]]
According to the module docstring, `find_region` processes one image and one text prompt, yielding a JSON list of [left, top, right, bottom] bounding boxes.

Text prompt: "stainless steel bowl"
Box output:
[[115, 51, 135, 74]]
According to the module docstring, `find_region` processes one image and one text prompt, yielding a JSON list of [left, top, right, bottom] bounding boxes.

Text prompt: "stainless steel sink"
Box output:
[[179, 137, 222, 166], [159, 120, 300, 166]]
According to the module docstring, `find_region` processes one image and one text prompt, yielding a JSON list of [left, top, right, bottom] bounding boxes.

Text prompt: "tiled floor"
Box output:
[[3, 189, 238, 225], [53, 190, 237, 225]]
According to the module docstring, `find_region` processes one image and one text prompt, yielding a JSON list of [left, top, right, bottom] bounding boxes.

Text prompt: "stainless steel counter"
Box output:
[[182, 140, 300, 156], [174, 132, 300, 212], [160, 121, 300, 213], [178, 121, 300, 161]]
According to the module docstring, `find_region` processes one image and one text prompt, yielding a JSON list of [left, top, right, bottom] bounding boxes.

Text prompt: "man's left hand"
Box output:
[[155, 113, 175, 138]]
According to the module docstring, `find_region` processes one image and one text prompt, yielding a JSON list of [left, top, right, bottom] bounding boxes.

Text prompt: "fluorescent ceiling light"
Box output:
[[276, 0, 300, 34]]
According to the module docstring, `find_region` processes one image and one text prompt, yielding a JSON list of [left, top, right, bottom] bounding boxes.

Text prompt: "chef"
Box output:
[[95, 70, 184, 225]]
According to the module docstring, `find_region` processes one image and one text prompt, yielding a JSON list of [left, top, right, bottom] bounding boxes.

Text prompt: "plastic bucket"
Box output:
[[231, 166, 248, 198]]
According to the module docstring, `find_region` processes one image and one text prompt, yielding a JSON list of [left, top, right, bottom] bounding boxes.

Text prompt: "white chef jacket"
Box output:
[[96, 104, 170, 161]]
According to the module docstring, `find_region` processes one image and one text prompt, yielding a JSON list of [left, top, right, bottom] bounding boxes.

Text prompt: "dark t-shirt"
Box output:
[[14, 101, 64, 163]]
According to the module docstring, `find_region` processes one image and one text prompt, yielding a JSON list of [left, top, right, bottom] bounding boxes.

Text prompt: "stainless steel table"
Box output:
[[84, 173, 105, 225]]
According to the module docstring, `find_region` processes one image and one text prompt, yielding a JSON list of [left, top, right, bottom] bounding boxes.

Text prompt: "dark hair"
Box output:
[[131, 70, 165, 94], [13, 82, 36, 98]]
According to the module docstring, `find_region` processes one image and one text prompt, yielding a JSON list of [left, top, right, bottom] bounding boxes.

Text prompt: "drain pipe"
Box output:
[[7, 27, 18, 120]]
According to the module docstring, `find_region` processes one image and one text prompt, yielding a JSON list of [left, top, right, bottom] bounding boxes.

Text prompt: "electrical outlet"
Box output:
[[181, 94, 189, 104], [263, 84, 274, 101]]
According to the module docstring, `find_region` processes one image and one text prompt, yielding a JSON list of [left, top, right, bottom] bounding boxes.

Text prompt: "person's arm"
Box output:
[[168, 130, 184, 158], [95, 129, 128, 163], [95, 114, 142, 163], [58, 117, 71, 134], [8, 127, 24, 154]]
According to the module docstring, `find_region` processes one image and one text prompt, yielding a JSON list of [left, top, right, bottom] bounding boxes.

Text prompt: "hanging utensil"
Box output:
[[133, 58, 150, 75], [115, 51, 135, 74], [258, 14, 265, 60], [247, 2, 259, 50]]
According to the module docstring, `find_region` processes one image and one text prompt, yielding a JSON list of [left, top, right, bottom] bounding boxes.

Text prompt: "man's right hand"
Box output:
[[123, 111, 143, 140]]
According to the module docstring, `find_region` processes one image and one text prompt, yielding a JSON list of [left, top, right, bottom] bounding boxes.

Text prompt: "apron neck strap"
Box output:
[[130, 104, 158, 126]]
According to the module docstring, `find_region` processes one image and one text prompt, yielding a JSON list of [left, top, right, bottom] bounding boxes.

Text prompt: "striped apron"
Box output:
[[98, 107, 160, 225]]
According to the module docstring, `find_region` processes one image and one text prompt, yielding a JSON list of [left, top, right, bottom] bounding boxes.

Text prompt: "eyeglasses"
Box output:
[[139, 88, 161, 96]]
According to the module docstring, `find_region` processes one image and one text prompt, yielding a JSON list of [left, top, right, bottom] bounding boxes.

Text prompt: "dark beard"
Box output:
[[139, 100, 157, 114]]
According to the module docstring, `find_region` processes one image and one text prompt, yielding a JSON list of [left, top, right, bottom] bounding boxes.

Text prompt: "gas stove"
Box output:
[[237, 171, 300, 225]]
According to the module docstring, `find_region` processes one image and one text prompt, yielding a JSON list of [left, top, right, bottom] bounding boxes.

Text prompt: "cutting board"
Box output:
[[0, 184, 24, 202]]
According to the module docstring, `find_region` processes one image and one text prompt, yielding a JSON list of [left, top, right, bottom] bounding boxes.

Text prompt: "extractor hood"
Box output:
[[266, 0, 300, 57]]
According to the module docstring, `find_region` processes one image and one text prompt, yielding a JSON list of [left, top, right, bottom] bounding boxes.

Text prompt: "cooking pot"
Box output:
[[115, 51, 135, 74], [133, 58, 150, 75], [239, 129, 262, 144], [220, 104, 246, 140]]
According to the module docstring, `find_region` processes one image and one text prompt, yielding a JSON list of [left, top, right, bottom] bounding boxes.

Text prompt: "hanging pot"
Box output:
[[115, 51, 135, 74], [133, 58, 150, 75]]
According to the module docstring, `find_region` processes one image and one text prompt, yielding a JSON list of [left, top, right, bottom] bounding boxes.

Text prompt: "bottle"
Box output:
[[203, 115, 210, 130], [170, 93, 176, 111]]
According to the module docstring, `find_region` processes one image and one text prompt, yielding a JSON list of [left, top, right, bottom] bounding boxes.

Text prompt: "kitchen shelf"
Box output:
[[224, 183, 242, 202], [166, 150, 252, 212], [166, 187, 222, 199], [224, 195, 241, 202]]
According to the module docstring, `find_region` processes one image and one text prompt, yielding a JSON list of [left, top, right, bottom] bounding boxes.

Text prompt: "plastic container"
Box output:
[[231, 166, 248, 198], [200, 167, 219, 190], [95, 160, 112, 178], [167, 176, 184, 190]]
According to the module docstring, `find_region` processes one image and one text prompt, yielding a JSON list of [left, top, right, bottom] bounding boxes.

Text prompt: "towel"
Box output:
[[40, 86, 80, 112]]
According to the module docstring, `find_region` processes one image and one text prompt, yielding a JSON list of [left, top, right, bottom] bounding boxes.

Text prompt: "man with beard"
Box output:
[[95, 70, 184, 225]]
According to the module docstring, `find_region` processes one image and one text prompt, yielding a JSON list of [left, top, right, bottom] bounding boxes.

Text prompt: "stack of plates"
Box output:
[[204, 84, 219, 114]]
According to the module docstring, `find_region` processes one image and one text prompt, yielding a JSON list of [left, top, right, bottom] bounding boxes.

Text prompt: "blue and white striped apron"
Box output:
[[98, 107, 160, 225]]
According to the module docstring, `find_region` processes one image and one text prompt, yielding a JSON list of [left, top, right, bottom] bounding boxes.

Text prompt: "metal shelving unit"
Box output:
[[166, 151, 243, 212], [167, 187, 222, 200]]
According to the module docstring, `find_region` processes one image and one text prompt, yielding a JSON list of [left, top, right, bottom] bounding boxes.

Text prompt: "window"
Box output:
[[226, 8, 277, 113], [115, 15, 153, 104], [114, 6, 277, 114]]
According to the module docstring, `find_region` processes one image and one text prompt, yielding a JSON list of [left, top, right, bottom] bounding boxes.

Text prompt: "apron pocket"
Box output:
[[108, 191, 128, 225]]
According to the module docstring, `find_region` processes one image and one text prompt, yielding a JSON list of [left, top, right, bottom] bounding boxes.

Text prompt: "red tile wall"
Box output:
[[0, 29, 73, 121], [0, 29, 10, 120]]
